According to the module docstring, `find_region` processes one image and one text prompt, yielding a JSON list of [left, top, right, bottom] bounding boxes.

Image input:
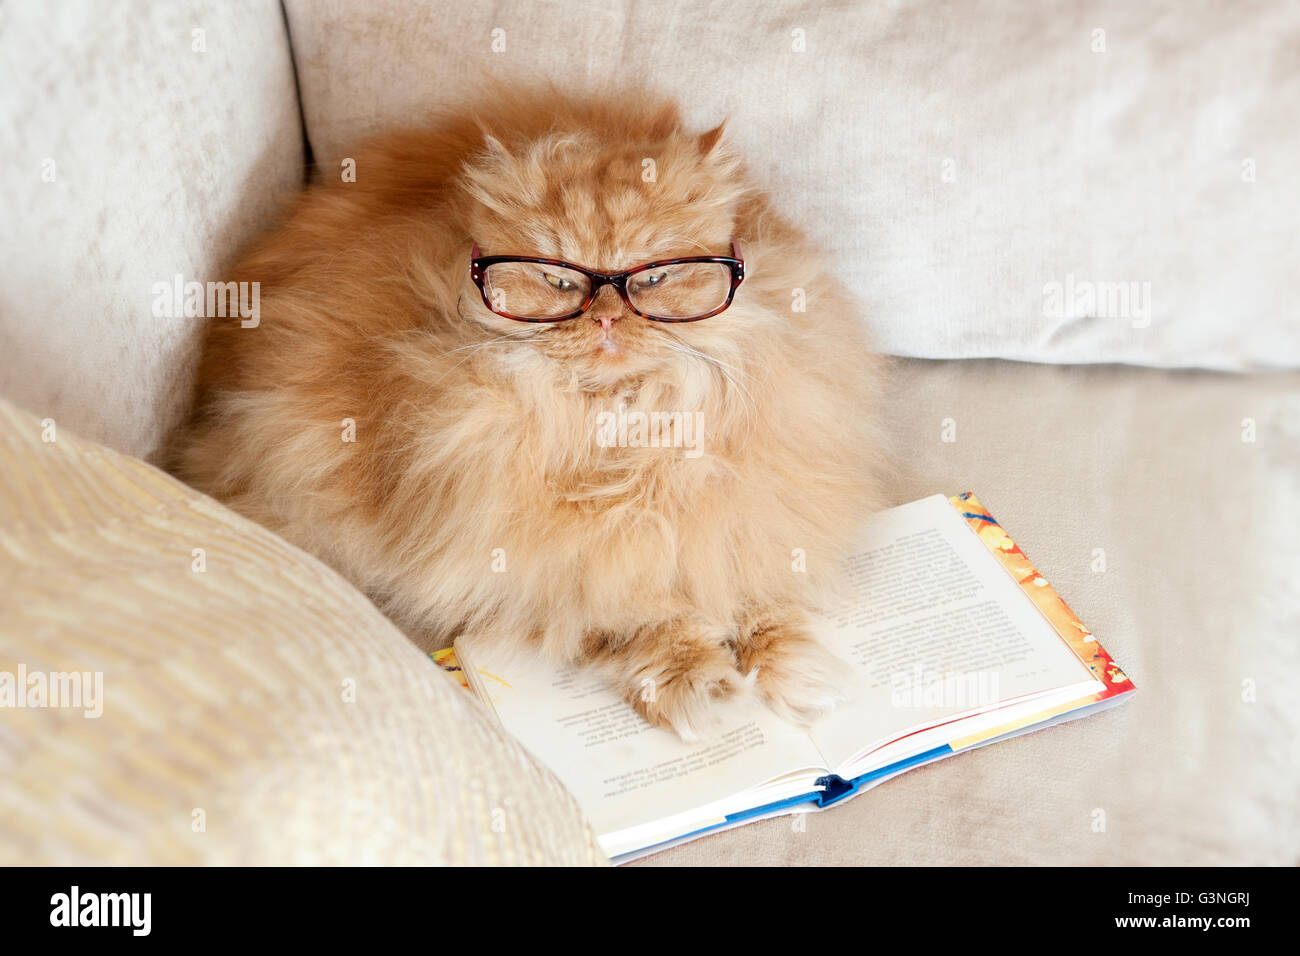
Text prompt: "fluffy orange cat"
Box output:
[[174, 92, 885, 740]]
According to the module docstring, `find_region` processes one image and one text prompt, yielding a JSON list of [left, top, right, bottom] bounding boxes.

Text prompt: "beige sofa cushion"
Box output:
[[0, 399, 606, 865], [0, 0, 305, 462], [635, 358, 1300, 865], [282, 0, 1299, 371]]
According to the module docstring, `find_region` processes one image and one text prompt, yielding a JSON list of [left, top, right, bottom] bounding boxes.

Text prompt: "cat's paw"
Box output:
[[628, 628, 752, 742], [736, 613, 852, 726]]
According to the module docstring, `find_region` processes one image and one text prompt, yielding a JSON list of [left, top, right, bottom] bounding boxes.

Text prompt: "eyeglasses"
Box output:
[[470, 240, 745, 323]]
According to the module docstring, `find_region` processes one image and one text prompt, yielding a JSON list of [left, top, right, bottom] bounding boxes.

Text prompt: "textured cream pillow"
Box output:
[[0, 399, 606, 865]]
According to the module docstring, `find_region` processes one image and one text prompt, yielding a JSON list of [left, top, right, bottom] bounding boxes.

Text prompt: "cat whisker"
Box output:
[[657, 338, 758, 448], [439, 326, 540, 358], [405, 325, 544, 388]]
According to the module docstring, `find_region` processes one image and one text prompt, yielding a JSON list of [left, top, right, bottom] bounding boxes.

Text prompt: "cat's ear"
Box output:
[[473, 121, 512, 162], [697, 119, 729, 160]]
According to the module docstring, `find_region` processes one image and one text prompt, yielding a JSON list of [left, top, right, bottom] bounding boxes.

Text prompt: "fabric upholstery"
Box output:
[[0, 399, 607, 865], [283, 0, 1300, 371], [0, 0, 305, 462], [634, 357, 1300, 865], [2, 0, 1295, 868]]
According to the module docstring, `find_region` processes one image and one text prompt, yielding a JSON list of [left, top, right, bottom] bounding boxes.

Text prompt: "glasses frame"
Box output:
[[469, 240, 745, 323]]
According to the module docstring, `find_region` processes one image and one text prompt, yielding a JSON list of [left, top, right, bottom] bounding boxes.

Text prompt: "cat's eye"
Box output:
[[633, 270, 670, 291], [470, 240, 744, 323]]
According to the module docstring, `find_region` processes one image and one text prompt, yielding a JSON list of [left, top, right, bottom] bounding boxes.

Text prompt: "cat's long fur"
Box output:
[[174, 91, 885, 739]]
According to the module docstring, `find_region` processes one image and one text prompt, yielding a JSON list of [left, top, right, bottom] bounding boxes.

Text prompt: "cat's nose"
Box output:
[[588, 287, 623, 333], [589, 308, 620, 332]]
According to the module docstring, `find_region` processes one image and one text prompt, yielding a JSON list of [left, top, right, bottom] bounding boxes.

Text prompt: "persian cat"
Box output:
[[174, 92, 884, 740]]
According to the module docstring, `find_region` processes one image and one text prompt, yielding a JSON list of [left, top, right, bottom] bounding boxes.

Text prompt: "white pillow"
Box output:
[[0, 0, 305, 461], [283, 0, 1299, 370]]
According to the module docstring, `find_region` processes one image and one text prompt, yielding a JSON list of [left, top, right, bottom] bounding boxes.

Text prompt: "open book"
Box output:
[[445, 493, 1135, 863]]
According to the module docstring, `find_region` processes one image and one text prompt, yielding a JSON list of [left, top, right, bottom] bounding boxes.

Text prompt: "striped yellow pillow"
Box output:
[[0, 399, 605, 865]]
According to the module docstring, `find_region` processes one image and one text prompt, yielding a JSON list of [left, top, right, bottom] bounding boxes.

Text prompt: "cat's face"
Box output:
[[458, 125, 750, 389]]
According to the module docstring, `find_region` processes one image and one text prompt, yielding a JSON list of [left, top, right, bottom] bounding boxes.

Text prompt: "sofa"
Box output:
[[1, 0, 1296, 865]]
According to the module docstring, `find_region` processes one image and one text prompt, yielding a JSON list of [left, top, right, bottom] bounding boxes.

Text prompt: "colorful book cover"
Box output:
[[945, 492, 1134, 749], [430, 647, 469, 689]]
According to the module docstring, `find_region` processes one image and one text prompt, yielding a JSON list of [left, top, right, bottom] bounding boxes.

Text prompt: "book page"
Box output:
[[455, 640, 828, 846], [807, 495, 1099, 770]]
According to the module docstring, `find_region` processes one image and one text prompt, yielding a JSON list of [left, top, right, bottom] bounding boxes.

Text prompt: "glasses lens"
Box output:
[[483, 261, 591, 319], [627, 262, 732, 320]]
